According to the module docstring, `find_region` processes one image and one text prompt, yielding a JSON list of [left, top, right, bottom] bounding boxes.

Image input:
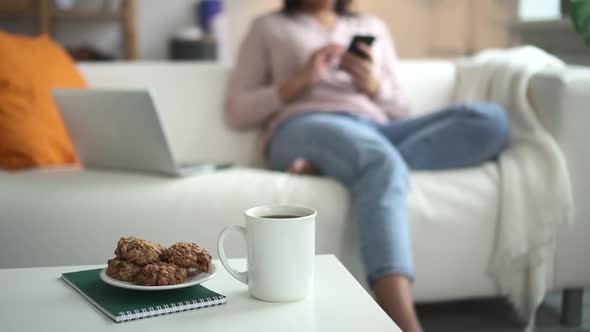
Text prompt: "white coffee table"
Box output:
[[0, 255, 400, 331]]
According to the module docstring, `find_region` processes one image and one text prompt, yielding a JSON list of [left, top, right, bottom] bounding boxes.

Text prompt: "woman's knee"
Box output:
[[268, 113, 386, 178], [352, 142, 409, 192], [269, 114, 408, 189], [479, 103, 510, 149], [267, 114, 335, 170], [368, 143, 407, 175], [463, 102, 510, 152]]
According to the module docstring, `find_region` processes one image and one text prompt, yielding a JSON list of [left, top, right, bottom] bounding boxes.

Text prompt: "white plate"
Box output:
[[99, 262, 218, 291]]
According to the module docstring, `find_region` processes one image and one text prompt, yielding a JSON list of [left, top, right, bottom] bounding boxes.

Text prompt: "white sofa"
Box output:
[[1, 60, 589, 323]]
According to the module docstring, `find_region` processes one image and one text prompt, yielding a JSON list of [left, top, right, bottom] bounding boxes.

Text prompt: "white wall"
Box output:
[[519, 0, 561, 21]]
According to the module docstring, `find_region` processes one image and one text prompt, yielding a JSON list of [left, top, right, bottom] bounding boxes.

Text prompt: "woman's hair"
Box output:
[[282, 0, 353, 16]]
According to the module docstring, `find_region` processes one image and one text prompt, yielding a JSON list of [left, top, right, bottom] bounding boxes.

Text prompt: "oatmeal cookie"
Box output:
[[166, 242, 212, 272], [135, 262, 189, 286], [114, 237, 167, 266], [106, 258, 142, 282]]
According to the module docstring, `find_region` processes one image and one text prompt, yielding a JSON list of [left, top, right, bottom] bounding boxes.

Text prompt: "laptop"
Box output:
[[53, 89, 231, 177]]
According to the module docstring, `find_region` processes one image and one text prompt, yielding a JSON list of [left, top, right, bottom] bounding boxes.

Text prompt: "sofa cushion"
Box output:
[[0, 31, 85, 170]]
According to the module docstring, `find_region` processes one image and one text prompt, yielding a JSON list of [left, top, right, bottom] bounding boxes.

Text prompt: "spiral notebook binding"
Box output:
[[116, 295, 227, 322]]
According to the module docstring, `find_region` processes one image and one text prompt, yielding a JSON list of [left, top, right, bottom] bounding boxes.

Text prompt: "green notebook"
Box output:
[[61, 268, 226, 323]]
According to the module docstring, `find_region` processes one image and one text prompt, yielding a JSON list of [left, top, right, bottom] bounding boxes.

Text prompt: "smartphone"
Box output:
[[347, 35, 376, 60]]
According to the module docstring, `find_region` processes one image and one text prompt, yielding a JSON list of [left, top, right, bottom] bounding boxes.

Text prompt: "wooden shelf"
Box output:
[[510, 18, 572, 30], [0, 1, 35, 16], [0, 8, 36, 16], [51, 10, 125, 19], [0, 0, 137, 60]]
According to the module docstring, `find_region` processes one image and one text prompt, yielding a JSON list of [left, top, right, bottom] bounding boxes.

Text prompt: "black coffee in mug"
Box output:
[[262, 215, 299, 219]]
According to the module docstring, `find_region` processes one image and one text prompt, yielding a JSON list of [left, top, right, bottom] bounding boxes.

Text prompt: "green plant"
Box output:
[[571, 0, 590, 45]]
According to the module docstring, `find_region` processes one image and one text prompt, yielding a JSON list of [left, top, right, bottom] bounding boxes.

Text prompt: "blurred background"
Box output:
[[0, 0, 587, 65]]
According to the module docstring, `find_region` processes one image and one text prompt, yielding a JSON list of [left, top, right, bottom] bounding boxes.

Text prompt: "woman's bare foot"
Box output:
[[288, 158, 318, 175]]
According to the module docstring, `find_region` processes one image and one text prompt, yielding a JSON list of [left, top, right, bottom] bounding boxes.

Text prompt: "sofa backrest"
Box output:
[[78, 60, 456, 166]]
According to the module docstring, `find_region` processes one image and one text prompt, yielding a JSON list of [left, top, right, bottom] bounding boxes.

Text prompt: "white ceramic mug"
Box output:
[[217, 205, 316, 302]]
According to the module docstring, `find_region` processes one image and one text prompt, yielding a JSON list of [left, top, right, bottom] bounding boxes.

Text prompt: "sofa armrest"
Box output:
[[529, 66, 590, 289]]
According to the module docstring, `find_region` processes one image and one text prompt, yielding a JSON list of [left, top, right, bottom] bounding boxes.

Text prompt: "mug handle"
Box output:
[[217, 225, 248, 285]]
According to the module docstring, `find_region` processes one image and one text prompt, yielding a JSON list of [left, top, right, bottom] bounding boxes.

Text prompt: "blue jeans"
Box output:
[[268, 102, 510, 284]]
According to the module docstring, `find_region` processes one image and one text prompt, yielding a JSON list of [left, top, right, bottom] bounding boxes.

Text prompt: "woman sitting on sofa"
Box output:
[[224, 0, 509, 330]]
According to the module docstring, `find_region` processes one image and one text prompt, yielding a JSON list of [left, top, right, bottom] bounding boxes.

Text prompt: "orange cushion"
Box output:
[[0, 31, 86, 170]]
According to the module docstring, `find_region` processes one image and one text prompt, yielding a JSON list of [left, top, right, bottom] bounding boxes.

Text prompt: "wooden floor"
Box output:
[[417, 289, 590, 331]]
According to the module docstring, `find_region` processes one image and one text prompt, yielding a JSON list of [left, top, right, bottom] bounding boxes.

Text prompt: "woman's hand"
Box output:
[[302, 43, 343, 84], [340, 42, 381, 98], [278, 44, 343, 104]]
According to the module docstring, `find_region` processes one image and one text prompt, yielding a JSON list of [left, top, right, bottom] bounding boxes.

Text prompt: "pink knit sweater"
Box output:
[[224, 12, 409, 144]]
